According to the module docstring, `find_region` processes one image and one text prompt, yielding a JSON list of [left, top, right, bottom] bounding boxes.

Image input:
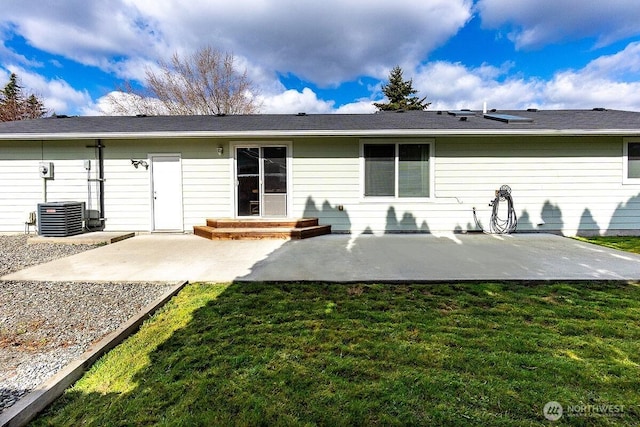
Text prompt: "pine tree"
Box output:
[[0, 73, 22, 121], [24, 94, 46, 119], [0, 73, 48, 121], [373, 66, 430, 111]]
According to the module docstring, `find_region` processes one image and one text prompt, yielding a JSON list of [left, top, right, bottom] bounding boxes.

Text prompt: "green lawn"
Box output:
[[33, 281, 640, 426], [575, 236, 640, 254]]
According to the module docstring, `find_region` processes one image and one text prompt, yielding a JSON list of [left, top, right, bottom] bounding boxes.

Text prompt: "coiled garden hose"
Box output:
[[473, 185, 518, 234]]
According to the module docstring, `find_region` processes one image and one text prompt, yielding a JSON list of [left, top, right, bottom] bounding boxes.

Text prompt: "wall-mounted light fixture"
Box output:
[[131, 159, 149, 170], [217, 146, 224, 156]]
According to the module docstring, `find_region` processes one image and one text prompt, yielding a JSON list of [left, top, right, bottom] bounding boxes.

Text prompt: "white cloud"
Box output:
[[1, 1, 164, 66], [411, 41, 640, 111], [0, 65, 91, 115], [3, 1, 640, 116], [259, 88, 334, 114], [412, 61, 540, 111], [541, 42, 640, 110], [68, 41, 640, 116], [335, 100, 378, 114], [1, 1, 472, 86], [93, 87, 376, 115], [0, 34, 41, 68], [476, 0, 640, 49]]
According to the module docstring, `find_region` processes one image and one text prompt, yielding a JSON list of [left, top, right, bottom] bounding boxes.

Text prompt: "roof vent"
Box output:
[[593, 107, 607, 111], [395, 109, 405, 113], [135, 114, 147, 118], [296, 112, 307, 116], [216, 113, 226, 117], [437, 111, 443, 115], [526, 108, 538, 112], [460, 117, 468, 122]]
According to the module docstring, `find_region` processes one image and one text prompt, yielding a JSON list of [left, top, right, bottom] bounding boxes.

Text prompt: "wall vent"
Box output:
[[37, 202, 84, 237]]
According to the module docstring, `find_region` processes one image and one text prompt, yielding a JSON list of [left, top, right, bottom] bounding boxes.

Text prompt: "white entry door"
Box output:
[[151, 155, 184, 231]]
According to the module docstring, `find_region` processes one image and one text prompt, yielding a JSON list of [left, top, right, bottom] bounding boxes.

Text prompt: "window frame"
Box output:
[[623, 139, 640, 184], [360, 138, 435, 200]]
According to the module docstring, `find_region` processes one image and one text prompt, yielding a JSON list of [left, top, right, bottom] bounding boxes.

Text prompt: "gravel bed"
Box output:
[[0, 235, 97, 277], [0, 235, 174, 413]]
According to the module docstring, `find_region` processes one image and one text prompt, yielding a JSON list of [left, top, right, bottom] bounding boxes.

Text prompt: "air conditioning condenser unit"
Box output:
[[37, 201, 84, 237]]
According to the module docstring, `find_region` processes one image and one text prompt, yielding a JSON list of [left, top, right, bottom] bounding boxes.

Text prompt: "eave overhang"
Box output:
[[1, 128, 640, 140]]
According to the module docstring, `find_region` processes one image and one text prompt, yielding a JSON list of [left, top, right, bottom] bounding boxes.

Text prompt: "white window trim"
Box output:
[[623, 138, 640, 185], [359, 138, 435, 201]]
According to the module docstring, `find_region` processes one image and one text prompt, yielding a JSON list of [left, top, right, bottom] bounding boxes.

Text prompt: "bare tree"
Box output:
[[105, 47, 261, 116]]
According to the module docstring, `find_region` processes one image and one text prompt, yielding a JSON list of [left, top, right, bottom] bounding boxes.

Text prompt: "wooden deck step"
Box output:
[[193, 218, 331, 240], [206, 218, 320, 229]]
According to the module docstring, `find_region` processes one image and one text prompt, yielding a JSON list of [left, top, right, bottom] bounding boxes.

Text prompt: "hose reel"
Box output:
[[473, 185, 518, 234]]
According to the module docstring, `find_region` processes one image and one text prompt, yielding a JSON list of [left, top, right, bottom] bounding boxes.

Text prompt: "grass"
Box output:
[[575, 236, 640, 254], [32, 281, 640, 426]]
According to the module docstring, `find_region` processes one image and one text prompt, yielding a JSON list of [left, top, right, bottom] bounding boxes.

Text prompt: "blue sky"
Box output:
[[2, 0, 640, 115]]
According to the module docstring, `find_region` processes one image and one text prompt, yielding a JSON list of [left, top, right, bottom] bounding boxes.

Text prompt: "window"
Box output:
[[364, 144, 395, 196], [363, 140, 432, 198], [628, 142, 640, 179]]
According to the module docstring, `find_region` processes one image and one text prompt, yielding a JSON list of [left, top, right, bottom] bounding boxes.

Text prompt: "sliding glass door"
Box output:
[[236, 146, 287, 217]]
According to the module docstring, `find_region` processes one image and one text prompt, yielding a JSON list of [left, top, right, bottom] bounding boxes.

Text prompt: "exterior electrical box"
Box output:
[[37, 201, 84, 237], [39, 162, 54, 178]]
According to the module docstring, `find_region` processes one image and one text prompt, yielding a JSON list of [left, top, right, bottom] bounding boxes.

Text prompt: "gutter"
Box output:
[[1, 129, 640, 140]]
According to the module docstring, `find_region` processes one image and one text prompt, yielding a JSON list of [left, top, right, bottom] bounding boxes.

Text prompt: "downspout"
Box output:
[[97, 139, 105, 230], [86, 139, 106, 230]]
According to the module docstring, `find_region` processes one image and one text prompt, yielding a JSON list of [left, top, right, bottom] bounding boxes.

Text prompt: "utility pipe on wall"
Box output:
[[97, 139, 105, 230], [86, 139, 106, 230]]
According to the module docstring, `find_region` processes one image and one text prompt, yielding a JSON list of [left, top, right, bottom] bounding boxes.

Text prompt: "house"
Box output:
[[0, 109, 639, 236]]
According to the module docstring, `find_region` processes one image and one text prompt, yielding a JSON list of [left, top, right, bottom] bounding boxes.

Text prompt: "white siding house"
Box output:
[[0, 110, 639, 236]]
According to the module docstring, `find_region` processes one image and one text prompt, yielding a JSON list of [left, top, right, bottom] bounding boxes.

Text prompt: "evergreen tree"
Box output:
[[24, 94, 47, 119], [374, 66, 430, 111], [0, 73, 48, 122]]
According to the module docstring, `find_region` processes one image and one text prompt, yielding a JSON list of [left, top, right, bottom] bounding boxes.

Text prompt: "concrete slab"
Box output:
[[27, 232, 135, 245], [3, 233, 640, 283], [238, 233, 640, 282], [2, 234, 286, 282]]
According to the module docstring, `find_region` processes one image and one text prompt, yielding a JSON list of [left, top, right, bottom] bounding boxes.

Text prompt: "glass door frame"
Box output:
[[231, 141, 292, 218]]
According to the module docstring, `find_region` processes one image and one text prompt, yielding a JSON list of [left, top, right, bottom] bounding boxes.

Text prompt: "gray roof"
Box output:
[[1, 109, 639, 139]]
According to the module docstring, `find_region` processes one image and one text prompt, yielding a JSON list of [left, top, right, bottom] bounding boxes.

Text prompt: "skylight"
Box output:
[[483, 113, 533, 123], [447, 110, 475, 117]]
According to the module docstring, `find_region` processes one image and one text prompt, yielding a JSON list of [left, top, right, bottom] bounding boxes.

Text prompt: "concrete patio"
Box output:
[[3, 233, 640, 283]]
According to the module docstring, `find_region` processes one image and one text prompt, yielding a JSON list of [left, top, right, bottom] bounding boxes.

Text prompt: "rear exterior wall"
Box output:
[[0, 135, 638, 235], [290, 135, 640, 235]]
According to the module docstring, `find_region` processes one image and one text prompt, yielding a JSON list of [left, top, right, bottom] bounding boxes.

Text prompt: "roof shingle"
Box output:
[[0, 109, 639, 138]]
